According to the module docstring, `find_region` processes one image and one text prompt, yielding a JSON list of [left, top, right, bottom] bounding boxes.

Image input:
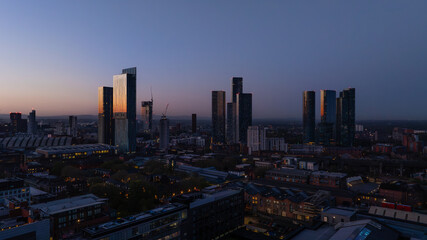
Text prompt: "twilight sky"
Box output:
[[0, 1, 426, 120]]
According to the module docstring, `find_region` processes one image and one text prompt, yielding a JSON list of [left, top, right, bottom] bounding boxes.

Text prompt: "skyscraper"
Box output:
[[212, 91, 226, 143], [68, 116, 77, 137], [113, 67, 137, 153], [320, 90, 336, 124], [236, 93, 252, 144], [226, 102, 236, 143], [159, 116, 169, 150], [141, 101, 153, 132], [231, 77, 243, 103], [336, 88, 356, 146], [303, 91, 315, 143], [192, 113, 197, 134], [10, 112, 26, 133], [98, 86, 114, 145], [27, 109, 37, 135], [318, 90, 336, 145]]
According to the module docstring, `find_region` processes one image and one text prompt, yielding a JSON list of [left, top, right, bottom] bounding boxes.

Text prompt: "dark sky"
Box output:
[[0, 0, 426, 120]]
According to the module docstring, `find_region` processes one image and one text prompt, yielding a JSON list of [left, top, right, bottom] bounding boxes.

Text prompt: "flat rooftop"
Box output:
[[190, 189, 241, 208], [323, 208, 355, 217], [36, 144, 116, 154], [83, 203, 186, 236], [31, 194, 107, 215], [311, 171, 347, 178]]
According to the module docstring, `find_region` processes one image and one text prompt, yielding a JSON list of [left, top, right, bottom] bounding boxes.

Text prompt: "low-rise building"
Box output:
[[0, 218, 50, 240], [310, 171, 347, 189], [0, 178, 30, 204], [36, 144, 116, 159], [265, 168, 311, 184], [173, 188, 244, 240], [83, 203, 187, 240], [27, 194, 110, 239], [321, 208, 356, 224]]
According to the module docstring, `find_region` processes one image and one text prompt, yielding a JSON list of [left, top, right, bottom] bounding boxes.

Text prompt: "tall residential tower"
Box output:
[[212, 91, 226, 143], [236, 93, 252, 144], [98, 86, 114, 145], [303, 91, 315, 143], [113, 67, 137, 153], [336, 88, 355, 146], [318, 90, 336, 145]]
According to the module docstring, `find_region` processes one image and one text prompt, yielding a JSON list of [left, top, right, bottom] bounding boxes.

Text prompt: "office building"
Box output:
[[303, 91, 315, 143], [192, 113, 197, 133], [36, 144, 117, 159], [141, 100, 153, 132], [113, 67, 137, 153], [236, 93, 252, 144], [82, 203, 187, 240], [0, 219, 50, 240], [10, 112, 27, 133], [0, 178, 30, 204], [159, 116, 169, 150], [98, 86, 114, 145], [68, 116, 77, 137], [212, 91, 226, 143], [27, 109, 37, 135], [173, 189, 244, 240], [28, 194, 110, 239], [247, 126, 267, 154], [336, 88, 355, 146]]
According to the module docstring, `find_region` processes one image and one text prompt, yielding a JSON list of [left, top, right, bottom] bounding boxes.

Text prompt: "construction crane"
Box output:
[[162, 104, 169, 117]]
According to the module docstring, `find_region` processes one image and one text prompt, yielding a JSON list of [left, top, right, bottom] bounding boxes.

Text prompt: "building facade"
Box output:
[[212, 91, 226, 144], [68, 116, 77, 137], [27, 109, 37, 135], [159, 116, 170, 150], [303, 91, 315, 143], [318, 90, 336, 145], [113, 67, 137, 153], [236, 93, 252, 144], [98, 86, 114, 145], [141, 100, 153, 132], [83, 203, 187, 240], [336, 88, 355, 146], [191, 113, 197, 134]]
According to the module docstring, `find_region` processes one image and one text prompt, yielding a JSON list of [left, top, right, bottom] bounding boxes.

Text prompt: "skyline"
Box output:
[[1, 1, 427, 120]]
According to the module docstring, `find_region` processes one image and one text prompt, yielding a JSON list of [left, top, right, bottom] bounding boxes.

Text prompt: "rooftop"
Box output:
[[311, 171, 347, 178], [190, 189, 241, 208], [83, 203, 186, 236], [36, 144, 116, 155], [323, 208, 355, 217], [31, 194, 107, 215], [267, 168, 311, 177]]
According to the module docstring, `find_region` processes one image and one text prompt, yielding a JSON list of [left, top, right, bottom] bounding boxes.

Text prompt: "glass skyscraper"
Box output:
[[236, 93, 252, 144], [318, 90, 336, 145], [113, 67, 137, 153], [212, 91, 226, 143], [336, 88, 355, 146], [98, 86, 114, 145], [141, 100, 153, 132], [232, 77, 243, 103], [303, 91, 315, 143], [226, 102, 236, 143], [27, 109, 37, 135]]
